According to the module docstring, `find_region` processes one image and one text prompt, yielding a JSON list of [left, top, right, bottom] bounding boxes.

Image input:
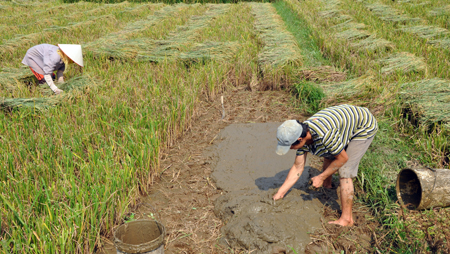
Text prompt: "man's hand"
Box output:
[[273, 191, 284, 200], [311, 175, 324, 188]]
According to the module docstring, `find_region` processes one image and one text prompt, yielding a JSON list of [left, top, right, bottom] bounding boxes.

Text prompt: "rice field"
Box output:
[[2, 0, 450, 252], [0, 0, 302, 252]]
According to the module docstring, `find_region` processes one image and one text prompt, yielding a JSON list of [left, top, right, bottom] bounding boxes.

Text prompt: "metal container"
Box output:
[[396, 168, 450, 210]]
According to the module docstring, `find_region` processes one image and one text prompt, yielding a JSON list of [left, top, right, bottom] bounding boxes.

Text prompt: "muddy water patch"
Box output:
[[208, 123, 325, 253], [208, 122, 310, 192]]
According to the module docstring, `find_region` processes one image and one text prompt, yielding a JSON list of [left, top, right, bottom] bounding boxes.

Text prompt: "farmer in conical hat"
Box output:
[[273, 104, 378, 226], [22, 44, 84, 95]]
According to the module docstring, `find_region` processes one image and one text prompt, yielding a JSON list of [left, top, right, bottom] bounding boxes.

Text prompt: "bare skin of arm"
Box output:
[[273, 153, 307, 200], [311, 150, 348, 188]]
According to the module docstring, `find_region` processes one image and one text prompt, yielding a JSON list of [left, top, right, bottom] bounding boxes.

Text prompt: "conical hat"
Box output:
[[58, 44, 84, 67]]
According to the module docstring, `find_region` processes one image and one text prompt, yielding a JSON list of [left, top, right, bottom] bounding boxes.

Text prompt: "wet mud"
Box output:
[[209, 123, 324, 253], [208, 123, 310, 192]]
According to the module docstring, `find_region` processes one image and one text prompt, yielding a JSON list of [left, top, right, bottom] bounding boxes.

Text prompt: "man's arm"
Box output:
[[311, 149, 348, 188], [273, 153, 307, 200]]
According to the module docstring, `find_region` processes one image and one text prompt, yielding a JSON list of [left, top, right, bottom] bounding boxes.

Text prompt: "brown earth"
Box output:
[[99, 84, 379, 253]]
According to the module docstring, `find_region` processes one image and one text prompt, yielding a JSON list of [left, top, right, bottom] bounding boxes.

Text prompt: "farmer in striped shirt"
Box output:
[[273, 104, 378, 227]]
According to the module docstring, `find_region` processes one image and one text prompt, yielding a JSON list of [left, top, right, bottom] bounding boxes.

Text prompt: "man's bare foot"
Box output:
[[328, 218, 354, 227]]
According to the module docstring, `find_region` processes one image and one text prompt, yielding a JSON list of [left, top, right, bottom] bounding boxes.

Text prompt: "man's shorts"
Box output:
[[326, 137, 374, 178]]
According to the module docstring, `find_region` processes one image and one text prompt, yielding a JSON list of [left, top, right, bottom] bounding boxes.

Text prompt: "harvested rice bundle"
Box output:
[[399, 25, 449, 40], [318, 10, 352, 23], [0, 32, 47, 58], [0, 76, 96, 111], [428, 38, 450, 49], [43, 15, 115, 32], [428, 5, 450, 17], [140, 4, 231, 62], [378, 52, 426, 74], [319, 0, 341, 10], [366, 3, 421, 24], [350, 36, 395, 53], [0, 67, 35, 92], [250, 3, 302, 70], [178, 41, 241, 63], [93, 38, 158, 60], [399, 78, 450, 128], [335, 29, 371, 41], [85, 4, 193, 51], [331, 20, 366, 31], [321, 75, 374, 98]]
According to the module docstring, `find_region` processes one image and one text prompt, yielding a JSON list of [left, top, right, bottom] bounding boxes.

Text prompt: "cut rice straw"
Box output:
[[0, 75, 96, 111], [399, 25, 449, 40], [378, 52, 426, 75], [399, 78, 450, 128], [249, 3, 302, 71], [366, 3, 422, 24]]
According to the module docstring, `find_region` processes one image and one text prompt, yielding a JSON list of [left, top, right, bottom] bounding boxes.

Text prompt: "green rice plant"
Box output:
[[399, 25, 449, 40], [292, 81, 325, 114], [378, 52, 426, 75]]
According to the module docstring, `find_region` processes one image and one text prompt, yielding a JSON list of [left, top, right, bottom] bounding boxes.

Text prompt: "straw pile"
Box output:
[[141, 41, 241, 63], [0, 32, 47, 58], [0, 67, 35, 92], [320, 8, 394, 54], [321, 75, 373, 98], [428, 5, 450, 17], [399, 78, 450, 128], [146, 4, 231, 60], [335, 29, 371, 41], [90, 4, 235, 64], [332, 20, 366, 31], [399, 25, 449, 40], [428, 38, 450, 49], [320, 0, 341, 9], [85, 4, 187, 52], [0, 14, 114, 58], [366, 3, 421, 24], [0, 76, 96, 111], [250, 3, 302, 71], [44, 14, 115, 32], [350, 36, 395, 53], [378, 52, 426, 75]]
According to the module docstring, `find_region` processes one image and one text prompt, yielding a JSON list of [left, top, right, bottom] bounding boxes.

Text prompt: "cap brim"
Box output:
[[275, 145, 290, 156]]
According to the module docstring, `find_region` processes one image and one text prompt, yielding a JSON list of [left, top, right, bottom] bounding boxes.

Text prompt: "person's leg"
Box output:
[[322, 158, 333, 188], [329, 137, 374, 226], [329, 177, 354, 226], [28, 60, 46, 84]]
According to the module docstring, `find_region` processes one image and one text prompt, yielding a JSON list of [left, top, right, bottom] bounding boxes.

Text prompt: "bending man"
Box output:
[[273, 104, 378, 226], [22, 44, 84, 94]]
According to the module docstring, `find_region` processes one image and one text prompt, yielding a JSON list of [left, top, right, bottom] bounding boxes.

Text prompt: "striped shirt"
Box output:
[[296, 104, 378, 157]]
